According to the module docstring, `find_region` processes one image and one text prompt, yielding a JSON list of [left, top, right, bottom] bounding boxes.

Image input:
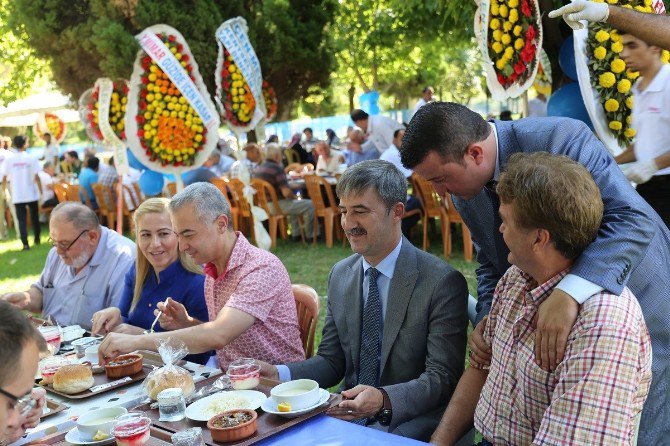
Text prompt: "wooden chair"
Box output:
[[303, 174, 342, 248], [411, 174, 449, 258], [443, 194, 474, 262], [250, 178, 294, 248], [210, 178, 240, 231], [292, 284, 320, 359], [226, 178, 256, 241], [284, 148, 300, 165], [53, 183, 69, 203], [91, 183, 116, 229], [131, 182, 144, 205], [65, 184, 93, 208], [165, 182, 177, 197]]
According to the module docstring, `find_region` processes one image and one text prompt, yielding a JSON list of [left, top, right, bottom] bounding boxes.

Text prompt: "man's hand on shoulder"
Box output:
[[535, 289, 579, 371]]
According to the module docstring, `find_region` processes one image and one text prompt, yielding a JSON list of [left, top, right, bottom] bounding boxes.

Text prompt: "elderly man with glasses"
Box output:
[[0, 202, 135, 330]]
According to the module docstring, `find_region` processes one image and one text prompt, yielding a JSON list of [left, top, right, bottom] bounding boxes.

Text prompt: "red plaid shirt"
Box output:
[[475, 266, 652, 445]]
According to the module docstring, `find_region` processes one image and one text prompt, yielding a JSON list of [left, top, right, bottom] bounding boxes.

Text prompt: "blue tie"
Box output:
[[351, 267, 382, 426], [358, 267, 382, 386]]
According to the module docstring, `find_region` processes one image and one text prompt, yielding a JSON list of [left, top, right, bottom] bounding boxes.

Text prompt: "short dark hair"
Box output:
[[303, 127, 313, 134], [350, 109, 369, 123], [422, 86, 434, 93], [336, 160, 407, 213], [13, 135, 27, 149], [67, 150, 79, 160], [0, 301, 45, 386], [497, 152, 603, 260], [86, 156, 100, 171], [401, 102, 491, 168], [499, 110, 513, 121], [393, 128, 404, 139]]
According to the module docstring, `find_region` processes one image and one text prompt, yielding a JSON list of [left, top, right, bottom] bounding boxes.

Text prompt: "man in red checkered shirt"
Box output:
[[430, 153, 652, 446]]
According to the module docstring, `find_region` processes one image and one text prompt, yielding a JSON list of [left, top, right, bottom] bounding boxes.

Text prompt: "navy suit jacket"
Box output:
[[454, 117, 670, 443]]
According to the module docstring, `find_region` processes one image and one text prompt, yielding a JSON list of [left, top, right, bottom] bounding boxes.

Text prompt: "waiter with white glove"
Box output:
[[549, 0, 670, 50]]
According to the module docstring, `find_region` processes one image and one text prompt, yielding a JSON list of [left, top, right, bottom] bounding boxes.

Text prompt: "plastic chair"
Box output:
[[226, 178, 256, 241], [91, 183, 116, 229], [411, 174, 449, 258], [251, 178, 298, 248], [292, 284, 320, 359], [443, 194, 474, 262], [210, 178, 240, 231], [303, 174, 342, 248], [284, 148, 300, 165], [165, 182, 177, 197], [53, 183, 69, 203]]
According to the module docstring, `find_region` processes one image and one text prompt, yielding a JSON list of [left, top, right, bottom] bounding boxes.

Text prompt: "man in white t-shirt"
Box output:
[[379, 129, 420, 238], [38, 161, 58, 209], [412, 86, 434, 117], [1, 135, 42, 250], [615, 33, 670, 228], [42, 133, 59, 173], [0, 142, 11, 240]]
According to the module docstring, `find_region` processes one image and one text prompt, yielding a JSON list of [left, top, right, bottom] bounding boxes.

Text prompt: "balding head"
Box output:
[[50, 202, 100, 232]]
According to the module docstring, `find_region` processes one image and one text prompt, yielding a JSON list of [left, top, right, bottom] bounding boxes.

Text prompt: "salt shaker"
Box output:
[[171, 427, 204, 446], [157, 387, 186, 422]]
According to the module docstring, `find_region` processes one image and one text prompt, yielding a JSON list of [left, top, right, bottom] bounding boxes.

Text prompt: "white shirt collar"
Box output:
[[362, 237, 403, 279], [634, 63, 670, 95]]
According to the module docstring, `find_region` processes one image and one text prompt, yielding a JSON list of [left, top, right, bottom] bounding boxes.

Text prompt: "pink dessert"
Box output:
[[111, 417, 151, 446], [227, 359, 261, 390]]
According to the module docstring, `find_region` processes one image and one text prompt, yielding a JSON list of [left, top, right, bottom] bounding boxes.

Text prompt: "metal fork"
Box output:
[[145, 310, 162, 334]]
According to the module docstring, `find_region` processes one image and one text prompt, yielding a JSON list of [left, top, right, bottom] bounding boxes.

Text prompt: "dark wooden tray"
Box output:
[[136, 377, 342, 445], [38, 365, 152, 400], [41, 398, 68, 419], [31, 426, 174, 445]]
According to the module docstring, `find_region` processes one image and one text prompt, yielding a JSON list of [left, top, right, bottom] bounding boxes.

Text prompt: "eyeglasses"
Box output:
[[47, 229, 90, 251], [0, 387, 36, 417]]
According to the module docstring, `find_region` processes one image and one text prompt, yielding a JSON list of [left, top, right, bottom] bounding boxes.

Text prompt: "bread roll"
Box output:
[[145, 368, 194, 400], [53, 364, 94, 394]]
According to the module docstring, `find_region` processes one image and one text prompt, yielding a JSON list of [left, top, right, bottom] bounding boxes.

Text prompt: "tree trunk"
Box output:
[[348, 85, 355, 111], [246, 130, 257, 143]]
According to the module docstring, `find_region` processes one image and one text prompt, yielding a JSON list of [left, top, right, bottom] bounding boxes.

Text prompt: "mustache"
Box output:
[[346, 228, 367, 237]]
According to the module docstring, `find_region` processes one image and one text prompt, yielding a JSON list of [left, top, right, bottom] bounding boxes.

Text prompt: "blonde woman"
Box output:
[[91, 198, 210, 363]]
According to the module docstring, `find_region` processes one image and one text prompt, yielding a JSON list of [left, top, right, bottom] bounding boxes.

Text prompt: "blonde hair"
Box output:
[[131, 198, 202, 311]]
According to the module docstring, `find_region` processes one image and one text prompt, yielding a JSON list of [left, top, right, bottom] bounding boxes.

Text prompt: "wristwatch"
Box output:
[[374, 387, 393, 426]]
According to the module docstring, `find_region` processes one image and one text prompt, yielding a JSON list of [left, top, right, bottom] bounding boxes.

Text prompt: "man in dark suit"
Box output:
[[400, 102, 670, 445], [260, 160, 469, 441]]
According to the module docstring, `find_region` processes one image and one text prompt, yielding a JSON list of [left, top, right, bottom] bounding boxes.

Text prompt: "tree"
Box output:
[[0, 0, 52, 106], [7, 0, 336, 119]]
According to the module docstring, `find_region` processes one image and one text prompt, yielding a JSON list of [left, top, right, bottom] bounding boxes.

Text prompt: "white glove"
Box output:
[[548, 0, 610, 30], [624, 159, 659, 184]]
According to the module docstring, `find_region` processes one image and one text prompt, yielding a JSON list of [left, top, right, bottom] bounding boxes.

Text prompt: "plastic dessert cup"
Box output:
[[111, 416, 151, 446], [227, 358, 261, 390]]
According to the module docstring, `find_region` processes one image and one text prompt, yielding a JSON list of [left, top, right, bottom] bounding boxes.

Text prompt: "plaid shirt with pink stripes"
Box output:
[[475, 266, 652, 445]]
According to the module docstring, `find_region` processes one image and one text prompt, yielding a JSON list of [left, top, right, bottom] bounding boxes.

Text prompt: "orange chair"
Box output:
[[226, 178, 256, 241], [64, 184, 94, 209], [251, 178, 297, 248], [165, 182, 177, 197], [210, 178, 240, 231], [443, 194, 474, 262], [53, 183, 69, 203], [411, 174, 449, 258], [292, 284, 320, 359], [303, 174, 342, 248], [91, 184, 116, 229]]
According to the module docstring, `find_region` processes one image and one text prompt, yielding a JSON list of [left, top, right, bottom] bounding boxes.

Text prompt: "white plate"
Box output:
[[185, 390, 266, 422], [62, 325, 86, 342], [64, 428, 115, 445], [261, 388, 330, 418]]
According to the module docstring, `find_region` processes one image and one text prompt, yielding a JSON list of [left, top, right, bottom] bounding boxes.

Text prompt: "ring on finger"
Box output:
[[347, 410, 353, 415]]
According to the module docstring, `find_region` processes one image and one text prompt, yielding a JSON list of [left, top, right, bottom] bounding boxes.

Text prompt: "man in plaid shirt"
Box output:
[[430, 153, 652, 446]]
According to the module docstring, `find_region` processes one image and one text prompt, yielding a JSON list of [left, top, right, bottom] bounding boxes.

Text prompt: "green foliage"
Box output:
[[7, 0, 335, 119], [0, 0, 52, 106]]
